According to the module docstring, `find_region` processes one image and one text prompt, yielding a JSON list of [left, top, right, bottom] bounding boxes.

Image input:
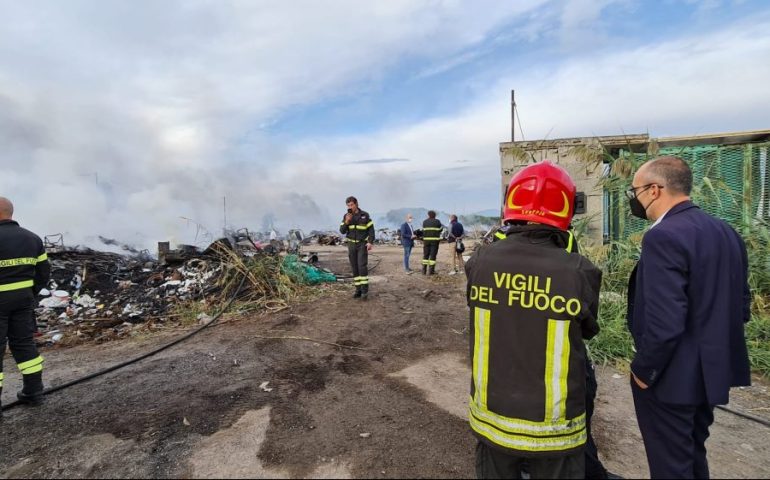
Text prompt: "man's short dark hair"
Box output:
[[428, 210, 436, 218], [450, 214, 457, 222], [345, 196, 358, 205], [648, 156, 693, 195]]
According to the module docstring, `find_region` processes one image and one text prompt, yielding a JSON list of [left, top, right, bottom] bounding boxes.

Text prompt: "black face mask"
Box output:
[[629, 196, 648, 220]]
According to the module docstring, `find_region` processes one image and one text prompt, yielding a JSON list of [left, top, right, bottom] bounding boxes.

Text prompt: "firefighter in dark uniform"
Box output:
[[340, 196, 374, 300], [466, 162, 602, 479], [489, 224, 613, 479], [0, 197, 50, 413], [421, 210, 442, 275]]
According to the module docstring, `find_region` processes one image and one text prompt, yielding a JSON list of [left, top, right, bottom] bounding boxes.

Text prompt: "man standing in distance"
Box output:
[[0, 196, 50, 413], [447, 214, 465, 275], [399, 213, 416, 273], [421, 210, 442, 275], [340, 196, 374, 300], [626, 156, 751, 479]]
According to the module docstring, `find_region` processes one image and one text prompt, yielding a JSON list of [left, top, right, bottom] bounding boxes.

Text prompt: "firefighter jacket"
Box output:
[[422, 218, 443, 243], [339, 209, 374, 244], [0, 220, 50, 294], [465, 224, 601, 456]]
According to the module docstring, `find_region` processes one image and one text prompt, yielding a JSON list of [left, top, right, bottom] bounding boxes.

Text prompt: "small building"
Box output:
[[500, 129, 770, 244]]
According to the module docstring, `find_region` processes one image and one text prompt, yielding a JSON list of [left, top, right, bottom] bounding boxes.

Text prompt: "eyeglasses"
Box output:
[[625, 183, 663, 200]]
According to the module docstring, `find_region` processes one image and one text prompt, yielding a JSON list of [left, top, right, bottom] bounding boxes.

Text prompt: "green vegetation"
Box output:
[[571, 142, 770, 378]]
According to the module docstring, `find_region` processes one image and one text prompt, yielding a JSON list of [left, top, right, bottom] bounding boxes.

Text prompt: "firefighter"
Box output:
[[0, 197, 50, 413], [421, 210, 442, 275], [489, 221, 613, 479], [466, 162, 602, 478], [339, 196, 374, 300]]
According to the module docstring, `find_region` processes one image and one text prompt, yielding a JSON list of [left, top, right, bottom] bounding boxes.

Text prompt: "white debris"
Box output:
[[259, 381, 273, 392], [359, 432, 371, 438], [74, 294, 97, 308], [612, 373, 623, 379]]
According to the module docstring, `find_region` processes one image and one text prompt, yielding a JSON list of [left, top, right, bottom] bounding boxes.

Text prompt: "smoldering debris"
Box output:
[[34, 232, 338, 347]]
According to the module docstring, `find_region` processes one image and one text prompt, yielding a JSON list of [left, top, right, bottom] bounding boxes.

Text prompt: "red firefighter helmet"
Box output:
[[503, 160, 576, 231]]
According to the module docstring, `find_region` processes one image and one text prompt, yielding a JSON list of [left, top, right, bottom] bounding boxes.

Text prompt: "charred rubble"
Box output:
[[34, 231, 338, 347]]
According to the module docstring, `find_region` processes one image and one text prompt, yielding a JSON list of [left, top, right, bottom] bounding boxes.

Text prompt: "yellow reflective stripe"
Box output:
[[423, 227, 442, 231], [365, 221, 373, 228], [427, 260, 436, 265], [469, 400, 586, 435], [18, 355, 44, 374], [473, 307, 491, 408], [0, 257, 37, 268], [470, 414, 586, 452], [566, 232, 574, 253], [423, 237, 441, 241], [346, 238, 361, 243], [37, 252, 48, 262], [545, 319, 570, 422], [351, 224, 372, 230], [0, 372, 4, 387], [494, 231, 506, 240], [0, 280, 34, 292]]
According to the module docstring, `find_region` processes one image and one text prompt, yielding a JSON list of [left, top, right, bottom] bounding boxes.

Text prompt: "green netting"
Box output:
[[606, 142, 770, 241], [281, 255, 337, 284]]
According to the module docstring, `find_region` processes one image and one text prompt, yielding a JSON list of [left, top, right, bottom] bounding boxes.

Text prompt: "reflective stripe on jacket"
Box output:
[[465, 224, 600, 455], [339, 209, 374, 243], [0, 220, 50, 294], [422, 218, 442, 242]]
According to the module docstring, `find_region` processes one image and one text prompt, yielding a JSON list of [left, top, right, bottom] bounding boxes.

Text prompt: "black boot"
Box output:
[[0, 386, 3, 419], [353, 288, 362, 299], [422, 265, 427, 275], [361, 285, 369, 301], [17, 372, 44, 406], [428, 265, 435, 275]]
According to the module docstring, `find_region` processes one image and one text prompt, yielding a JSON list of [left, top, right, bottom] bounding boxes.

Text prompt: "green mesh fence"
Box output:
[[606, 142, 770, 241]]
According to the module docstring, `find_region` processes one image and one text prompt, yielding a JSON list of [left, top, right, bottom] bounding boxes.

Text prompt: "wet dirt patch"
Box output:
[[334, 354, 371, 375], [188, 407, 281, 479], [389, 352, 469, 419], [2, 433, 142, 479]]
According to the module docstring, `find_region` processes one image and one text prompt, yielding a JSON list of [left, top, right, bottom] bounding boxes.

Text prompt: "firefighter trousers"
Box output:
[[422, 241, 439, 273], [347, 242, 369, 292], [475, 441, 584, 479], [0, 289, 44, 388]]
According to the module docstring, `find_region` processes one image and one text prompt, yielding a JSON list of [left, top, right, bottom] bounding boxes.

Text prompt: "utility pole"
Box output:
[[511, 90, 516, 142], [223, 196, 227, 233]]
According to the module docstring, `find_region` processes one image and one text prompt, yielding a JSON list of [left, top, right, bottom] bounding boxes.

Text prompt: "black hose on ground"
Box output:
[[716, 404, 770, 428], [1, 275, 247, 412]]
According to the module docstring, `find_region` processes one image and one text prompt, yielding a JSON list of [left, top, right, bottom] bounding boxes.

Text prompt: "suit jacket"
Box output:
[[400, 222, 415, 247], [627, 200, 751, 406]]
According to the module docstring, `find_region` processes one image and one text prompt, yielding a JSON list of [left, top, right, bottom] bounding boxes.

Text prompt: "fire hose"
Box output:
[[1, 275, 247, 413]]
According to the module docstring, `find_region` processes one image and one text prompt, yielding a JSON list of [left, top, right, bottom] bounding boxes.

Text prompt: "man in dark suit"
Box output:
[[626, 156, 752, 479]]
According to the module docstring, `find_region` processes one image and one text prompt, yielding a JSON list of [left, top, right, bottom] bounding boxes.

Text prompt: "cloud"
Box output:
[[343, 158, 411, 165], [0, 1, 546, 247], [1, 1, 768, 248], [289, 13, 770, 214]]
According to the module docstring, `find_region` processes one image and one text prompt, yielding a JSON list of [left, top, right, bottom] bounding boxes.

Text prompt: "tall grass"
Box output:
[[571, 143, 770, 378]]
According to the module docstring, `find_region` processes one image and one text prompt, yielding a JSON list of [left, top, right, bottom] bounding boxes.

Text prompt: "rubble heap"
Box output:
[[35, 240, 337, 346], [36, 248, 223, 345]]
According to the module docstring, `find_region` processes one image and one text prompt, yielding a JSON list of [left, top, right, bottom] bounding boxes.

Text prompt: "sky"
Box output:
[[1, 0, 769, 249]]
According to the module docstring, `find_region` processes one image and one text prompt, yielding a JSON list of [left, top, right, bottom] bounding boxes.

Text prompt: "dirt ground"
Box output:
[[2, 243, 770, 479]]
